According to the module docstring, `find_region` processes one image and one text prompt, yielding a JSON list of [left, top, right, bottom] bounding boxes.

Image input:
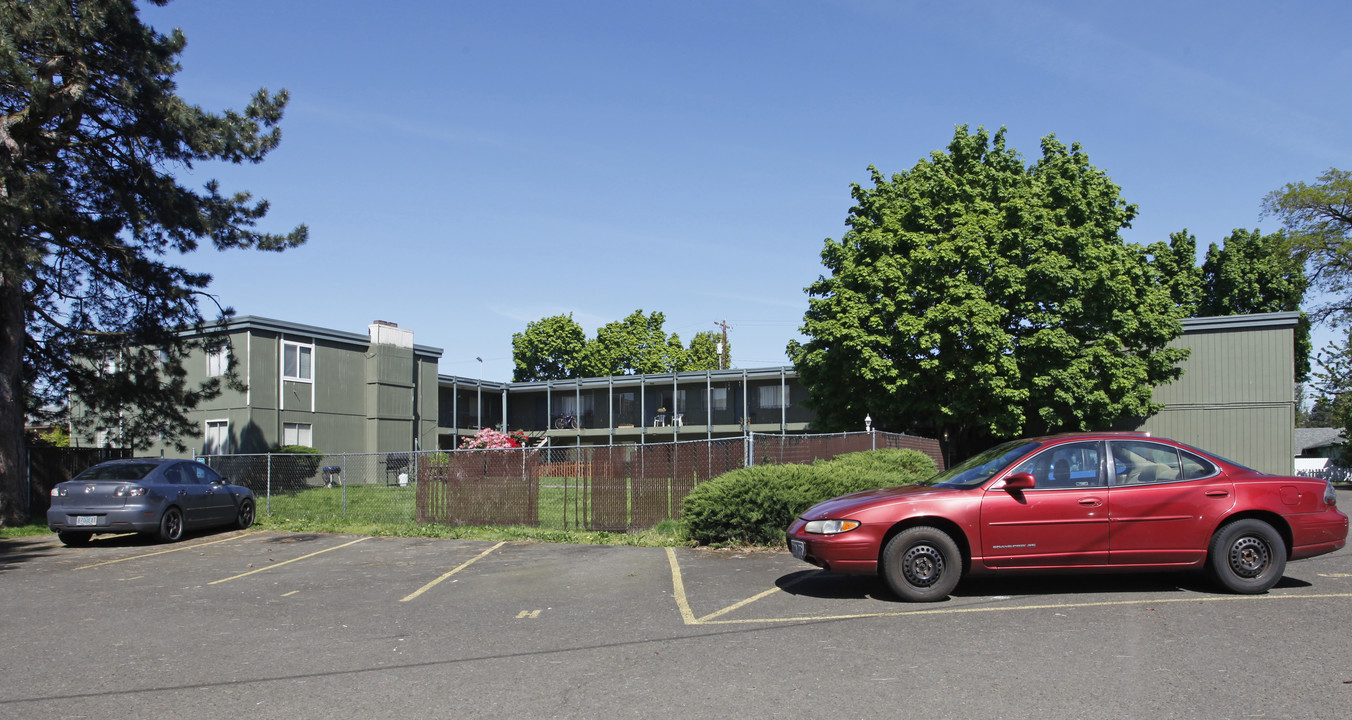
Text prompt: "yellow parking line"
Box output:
[[692, 592, 1352, 625], [665, 548, 1352, 625], [666, 547, 698, 624], [208, 537, 369, 584], [75, 531, 259, 570], [401, 542, 506, 602]]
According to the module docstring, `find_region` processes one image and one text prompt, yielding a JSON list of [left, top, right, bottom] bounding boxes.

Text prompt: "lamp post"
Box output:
[[865, 414, 874, 450]]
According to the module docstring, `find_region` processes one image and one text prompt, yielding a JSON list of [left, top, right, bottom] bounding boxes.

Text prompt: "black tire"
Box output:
[[236, 499, 255, 530], [1207, 519, 1286, 594], [57, 531, 92, 546], [881, 526, 963, 602], [158, 506, 184, 542]]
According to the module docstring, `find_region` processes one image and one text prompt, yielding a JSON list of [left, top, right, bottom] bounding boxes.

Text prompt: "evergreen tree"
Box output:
[[0, 0, 306, 524]]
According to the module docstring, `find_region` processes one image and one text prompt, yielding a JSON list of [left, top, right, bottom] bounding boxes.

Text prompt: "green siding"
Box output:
[[1133, 315, 1298, 475]]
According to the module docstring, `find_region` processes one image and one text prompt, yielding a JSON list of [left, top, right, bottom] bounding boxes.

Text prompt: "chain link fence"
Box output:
[[201, 430, 942, 531]]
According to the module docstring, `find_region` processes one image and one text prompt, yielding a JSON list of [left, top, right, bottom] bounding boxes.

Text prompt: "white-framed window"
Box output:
[[206, 343, 229, 377], [204, 420, 229, 455], [282, 422, 313, 447], [282, 341, 313, 381], [711, 388, 728, 411], [758, 385, 786, 409]]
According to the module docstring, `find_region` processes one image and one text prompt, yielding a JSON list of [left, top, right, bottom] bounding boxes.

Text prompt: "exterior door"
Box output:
[[188, 462, 236, 524], [1107, 439, 1235, 566], [163, 463, 212, 524], [980, 441, 1110, 568]]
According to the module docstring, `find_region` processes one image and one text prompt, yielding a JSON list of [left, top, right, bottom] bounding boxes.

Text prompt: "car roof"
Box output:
[[1025, 431, 1156, 443], [92, 458, 185, 466]]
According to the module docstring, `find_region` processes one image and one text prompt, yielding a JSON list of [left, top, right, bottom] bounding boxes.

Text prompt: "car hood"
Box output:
[[799, 484, 955, 520]]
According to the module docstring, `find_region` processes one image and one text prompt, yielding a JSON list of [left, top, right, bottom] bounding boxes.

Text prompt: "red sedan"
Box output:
[[786, 433, 1348, 602]]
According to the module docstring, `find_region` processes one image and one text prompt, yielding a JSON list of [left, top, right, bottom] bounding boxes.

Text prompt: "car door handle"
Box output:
[[1205, 489, 1230, 497], [1078, 498, 1103, 507]]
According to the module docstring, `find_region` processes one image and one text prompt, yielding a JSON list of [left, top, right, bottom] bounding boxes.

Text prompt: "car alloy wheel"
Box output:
[[158, 506, 184, 542], [237, 499, 255, 529]]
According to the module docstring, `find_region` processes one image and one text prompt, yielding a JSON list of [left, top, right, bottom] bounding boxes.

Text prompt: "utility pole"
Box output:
[[713, 320, 731, 370]]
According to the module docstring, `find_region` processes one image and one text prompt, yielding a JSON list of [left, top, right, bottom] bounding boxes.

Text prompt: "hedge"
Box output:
[[680, 448, 937, 546]]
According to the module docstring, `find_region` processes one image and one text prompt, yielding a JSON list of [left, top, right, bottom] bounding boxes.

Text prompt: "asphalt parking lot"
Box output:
[[2, 516, 1350, 720]]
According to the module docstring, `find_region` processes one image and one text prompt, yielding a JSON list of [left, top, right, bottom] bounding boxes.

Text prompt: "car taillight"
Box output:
[[1326, 481, 1339, 507], [115, 485, 148, 497]]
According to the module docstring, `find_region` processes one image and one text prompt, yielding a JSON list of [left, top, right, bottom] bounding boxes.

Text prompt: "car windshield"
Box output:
[[73, 463, 159, 481], [931, 440, 1042, 488]]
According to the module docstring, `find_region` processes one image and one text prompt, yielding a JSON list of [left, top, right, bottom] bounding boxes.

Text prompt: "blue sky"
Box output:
[[140, 0, 1352, 382]]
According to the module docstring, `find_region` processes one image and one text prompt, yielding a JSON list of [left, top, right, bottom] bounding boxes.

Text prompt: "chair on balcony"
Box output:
[[673, 413, 684, 427], [653, 415, 665, 427]]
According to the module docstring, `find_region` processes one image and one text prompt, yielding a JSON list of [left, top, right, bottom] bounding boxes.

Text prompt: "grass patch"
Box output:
[[252, 514, 684, 546], [253, 482, 686, 547], [0, 523, 50, 538]]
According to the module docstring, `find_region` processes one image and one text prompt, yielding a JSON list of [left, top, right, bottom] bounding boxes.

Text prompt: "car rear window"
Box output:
[[73, 463, 159, 481]]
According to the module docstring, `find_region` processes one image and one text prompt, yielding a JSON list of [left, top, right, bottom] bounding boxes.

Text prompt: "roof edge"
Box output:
[[1181, 311, 1301, 333], [188, 315, 445, 358]]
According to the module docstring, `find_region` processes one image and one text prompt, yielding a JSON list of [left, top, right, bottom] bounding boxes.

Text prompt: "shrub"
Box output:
[[679, 448, 936, 547], [268, 444, 323, 480], [811, 448, 938, 494]]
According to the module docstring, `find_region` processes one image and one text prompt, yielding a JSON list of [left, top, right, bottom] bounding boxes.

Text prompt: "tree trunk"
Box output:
[[0, 276, 26, 526]]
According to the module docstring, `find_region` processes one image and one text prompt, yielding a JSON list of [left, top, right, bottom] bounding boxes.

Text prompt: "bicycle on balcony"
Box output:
[[553, 412, 578, 430]]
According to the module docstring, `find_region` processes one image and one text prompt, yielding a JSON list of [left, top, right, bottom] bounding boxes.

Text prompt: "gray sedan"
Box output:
[[48, 458, 255, 545]]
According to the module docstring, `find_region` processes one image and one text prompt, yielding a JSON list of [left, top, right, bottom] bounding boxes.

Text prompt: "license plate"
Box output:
[[75, 516, 99, 526], [790, 539, 806, 559]]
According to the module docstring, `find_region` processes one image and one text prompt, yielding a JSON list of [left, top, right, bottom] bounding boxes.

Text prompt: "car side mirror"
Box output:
[[1003, 472, 1036, 491]]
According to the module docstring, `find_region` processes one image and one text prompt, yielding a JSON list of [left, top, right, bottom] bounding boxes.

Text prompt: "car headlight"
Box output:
[[114, 485, 148, 498], [50, 487, 68, 497], [804, 519, 861, 535]]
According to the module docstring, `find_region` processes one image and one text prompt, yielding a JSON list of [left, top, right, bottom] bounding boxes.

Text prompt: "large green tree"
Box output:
[[1140, 229, 1203, 311], [577, 310, 683, 377], [510, 314, 587, 381], [511, 311, 730, 380], [1262, 168, 1352, 324], [789, 126, 1188, 457], [685, 330, 724, 371], [0, 0, 305, 524], [1198, 228, 1311, 382]]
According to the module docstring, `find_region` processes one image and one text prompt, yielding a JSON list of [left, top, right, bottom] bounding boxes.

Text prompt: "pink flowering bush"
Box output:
[[458, 428, 531, 450]]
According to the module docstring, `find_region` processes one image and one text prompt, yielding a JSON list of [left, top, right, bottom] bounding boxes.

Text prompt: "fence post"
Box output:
[[266, 453, 272, 516]]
